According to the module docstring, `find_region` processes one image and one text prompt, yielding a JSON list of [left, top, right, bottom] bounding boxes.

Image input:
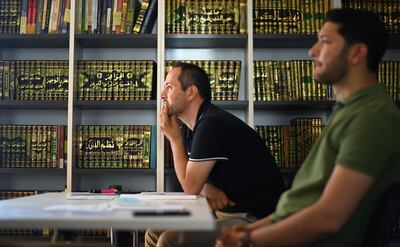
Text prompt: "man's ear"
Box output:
[[349, 43, 368, 66], [186, 85, 198, 100]]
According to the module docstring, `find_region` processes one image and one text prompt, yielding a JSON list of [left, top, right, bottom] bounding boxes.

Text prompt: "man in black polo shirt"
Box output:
[[145, 63, 285, 247]]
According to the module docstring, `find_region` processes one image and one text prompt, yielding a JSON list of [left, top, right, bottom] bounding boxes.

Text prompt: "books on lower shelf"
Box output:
[[254, 60, 334, 101], [76, 125, 156, 169], [0, 125, 66, 169], [164, 118, 324, 170], [256, 117, 323, 169]]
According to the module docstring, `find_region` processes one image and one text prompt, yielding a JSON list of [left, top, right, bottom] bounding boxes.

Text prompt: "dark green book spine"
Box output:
[[140, 0, 157, 33], [132, 0, 150, 33]]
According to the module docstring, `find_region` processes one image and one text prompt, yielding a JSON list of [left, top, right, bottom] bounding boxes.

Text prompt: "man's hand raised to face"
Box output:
[[160, 101, 183, 143]]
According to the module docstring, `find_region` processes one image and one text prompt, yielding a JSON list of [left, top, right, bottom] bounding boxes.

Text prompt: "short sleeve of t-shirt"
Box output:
[[336, 112, 396, 178], [188, 117, 230, 162]]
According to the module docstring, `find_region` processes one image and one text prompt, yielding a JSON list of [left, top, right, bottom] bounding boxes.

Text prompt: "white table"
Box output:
[[0, 192, 215, 246]]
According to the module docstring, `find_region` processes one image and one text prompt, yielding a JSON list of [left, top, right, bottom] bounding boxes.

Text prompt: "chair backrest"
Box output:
[[362, 183, 400, 247]]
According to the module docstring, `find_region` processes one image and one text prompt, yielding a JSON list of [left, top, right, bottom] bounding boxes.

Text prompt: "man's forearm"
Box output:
[[169, 137, 190, 191], [249, 203, 337, 246], [247, 216, 272, 231]]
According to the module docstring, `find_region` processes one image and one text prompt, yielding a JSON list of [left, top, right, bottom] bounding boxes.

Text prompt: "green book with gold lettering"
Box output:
[[143, 125, 151, 169], [125, 0, 140, 34], [3, 61, 10, 100], [0, 61, 3, 99], [239, 0, 246, 34]]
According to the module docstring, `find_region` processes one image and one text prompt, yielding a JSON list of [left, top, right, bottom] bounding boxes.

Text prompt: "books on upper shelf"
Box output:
[[76, 125, 156, 169], [379, 61, 400, 102], [253, 60, 334, 102], [166, 60, 241, 101], [76, 0, 157, 34], [253, 0, 330, 35], [0, 0, 71, 34], [256, 118, 323, 169], [252, 60, 400, 102], [0, 125, 66, 169], [0, 60, 69, 101], [342, 0, 400, 35], [77, 60, 156, 101], [166, 0, 247, 34]]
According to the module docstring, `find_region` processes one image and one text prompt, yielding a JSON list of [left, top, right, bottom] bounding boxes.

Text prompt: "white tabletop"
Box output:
[[0, 192, 215, 231]]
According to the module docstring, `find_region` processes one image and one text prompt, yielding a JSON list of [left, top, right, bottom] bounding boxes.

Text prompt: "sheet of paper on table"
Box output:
[[66, 192, 119, 200]]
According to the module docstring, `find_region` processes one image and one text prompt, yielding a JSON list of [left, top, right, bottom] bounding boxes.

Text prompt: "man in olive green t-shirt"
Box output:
[[216, 8, 400, 247]]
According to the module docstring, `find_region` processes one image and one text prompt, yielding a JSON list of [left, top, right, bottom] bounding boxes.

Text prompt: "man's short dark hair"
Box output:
[[172, 62, 212, 103], [325, 8, 388, 74]]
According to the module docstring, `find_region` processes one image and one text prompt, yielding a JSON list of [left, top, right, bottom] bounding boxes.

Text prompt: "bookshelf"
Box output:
[[75, 34, 157, 48], [254, 101, 336, 111], [165, 34, 248, 48], [388, 35, 400, 49], [0, 100, 68, 109], [254, 35, 317, 48], [0, 0, 399, 195], [75, 100, 157, 110], [0, 31, 69, 192], [0, 34, 69, 48]]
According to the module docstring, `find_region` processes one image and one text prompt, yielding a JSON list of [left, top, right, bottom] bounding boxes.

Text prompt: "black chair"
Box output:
[[362, 183, 400, 247]]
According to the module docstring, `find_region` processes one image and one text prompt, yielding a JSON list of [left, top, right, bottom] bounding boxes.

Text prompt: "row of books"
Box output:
[[166, 0, 247, 34], [379, 61, 400, 101], [0, 190, 36, 200], [342, 0, 400, 34], [0, 228, 52, 236], [1, 59, 398, 102], [0, 227, 107, 237], [256, 118, 323, 169], [77, 60, 156, 101], [0, 125, 66, 169], [254, 60, 333, 102], [76, 125, 155, 169], [2, 0, 398, 36], [254, 0, 330, 35], [0, 60, 69, 101], [76, 0, 157, 34], [0, 228, 109, 237], [0, 0, 71, 35], [0, 0, 159, 35], [166, 60, 241, 101]]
